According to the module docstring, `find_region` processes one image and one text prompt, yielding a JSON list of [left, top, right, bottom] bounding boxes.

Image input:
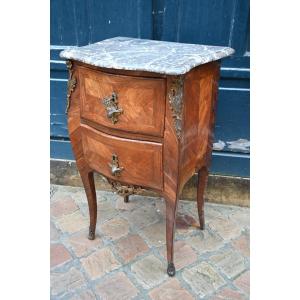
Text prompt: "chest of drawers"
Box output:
[[61, 37, 234, 276]]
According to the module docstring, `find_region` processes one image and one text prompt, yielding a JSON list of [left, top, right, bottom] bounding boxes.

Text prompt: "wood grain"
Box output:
[[67, 60, 221, 275], [81, 124, 163, 191], [179, 62, 220, 192], [67, 61, 98, 240], [162, 76, 182, 267], [79, 66, 166, 137], [81, 118, 163, 143]]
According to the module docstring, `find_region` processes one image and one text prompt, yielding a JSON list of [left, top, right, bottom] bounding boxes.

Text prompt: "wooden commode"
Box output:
[[60, 37, 234, 276]]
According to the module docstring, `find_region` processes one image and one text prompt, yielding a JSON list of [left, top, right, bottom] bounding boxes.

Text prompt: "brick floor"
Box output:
[[94, 272, 139, 299], [149, 278, 194, 300], [51, 243, 72, 268], [114, 233, 149, 263], [99, 217, 130, 241], [182, 262, 226, 296], [67, 231, 103, 258], [159, 240, 198, 270], [80, 247, 121, 280], [51, 196, 79, 218], [50, 184, 250, 299]]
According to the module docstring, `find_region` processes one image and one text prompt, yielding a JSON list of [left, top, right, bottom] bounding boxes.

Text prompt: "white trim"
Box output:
[[50, 78, 68, 82], [221, 67, 250, 72], [212, 151, 250, 158], [50, 60, 65, 64], [219, 87, 250, 92], [50, 45, 71, 50]]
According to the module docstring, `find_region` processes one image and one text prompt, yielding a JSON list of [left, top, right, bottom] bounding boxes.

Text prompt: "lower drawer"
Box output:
[[81, 125, 163, 190]]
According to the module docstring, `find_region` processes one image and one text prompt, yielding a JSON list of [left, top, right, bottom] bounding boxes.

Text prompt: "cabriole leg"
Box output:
[[79, 168, 97, 240], [165, 196, 178, 276], [197, 167, 208, 230]]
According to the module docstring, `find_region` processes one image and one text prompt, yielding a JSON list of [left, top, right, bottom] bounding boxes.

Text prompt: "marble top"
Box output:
[[60, 37, 234, 75]]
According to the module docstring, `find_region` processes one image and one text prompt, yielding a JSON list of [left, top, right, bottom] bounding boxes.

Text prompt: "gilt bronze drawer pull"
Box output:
[[108, 154, 124, 176], [102, 92, 123, 124]]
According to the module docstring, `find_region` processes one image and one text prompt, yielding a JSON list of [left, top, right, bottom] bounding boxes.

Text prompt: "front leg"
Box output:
[[165, 195, 179, 276], [65, 61, 97, 240], [78, 167, 97, 240]]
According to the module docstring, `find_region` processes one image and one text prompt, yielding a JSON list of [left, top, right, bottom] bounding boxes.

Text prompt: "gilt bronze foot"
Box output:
[[167, 262, 176, 277], [88, 226, 95, 240]]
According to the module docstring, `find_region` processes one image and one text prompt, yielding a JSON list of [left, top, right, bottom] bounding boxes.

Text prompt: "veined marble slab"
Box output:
[[60, 37, 234, 75]]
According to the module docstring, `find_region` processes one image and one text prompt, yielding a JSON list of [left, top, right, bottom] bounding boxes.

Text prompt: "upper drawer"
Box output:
[[79, 67, 166, 137]]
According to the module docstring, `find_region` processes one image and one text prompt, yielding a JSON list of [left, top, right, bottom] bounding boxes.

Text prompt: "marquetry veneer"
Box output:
[[61, 37, 234, 276]]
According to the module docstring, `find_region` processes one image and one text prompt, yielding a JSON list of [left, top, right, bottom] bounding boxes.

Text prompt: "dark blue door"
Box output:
[[51, 0, 250, 177]]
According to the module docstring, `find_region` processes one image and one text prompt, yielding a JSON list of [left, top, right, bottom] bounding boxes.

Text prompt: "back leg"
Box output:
[[197, 166, 208, 230]]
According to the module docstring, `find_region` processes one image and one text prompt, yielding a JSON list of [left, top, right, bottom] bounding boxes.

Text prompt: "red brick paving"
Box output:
[[50, 185, 250, 299]]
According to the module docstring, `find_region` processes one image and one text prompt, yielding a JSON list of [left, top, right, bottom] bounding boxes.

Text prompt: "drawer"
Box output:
[[79, 67, 166, 137], [81, 125, 163, 190]]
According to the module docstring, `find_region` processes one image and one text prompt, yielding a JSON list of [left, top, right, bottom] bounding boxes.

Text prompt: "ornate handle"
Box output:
[[102, 92, 123, 124], [108, 154, 124, 176]]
